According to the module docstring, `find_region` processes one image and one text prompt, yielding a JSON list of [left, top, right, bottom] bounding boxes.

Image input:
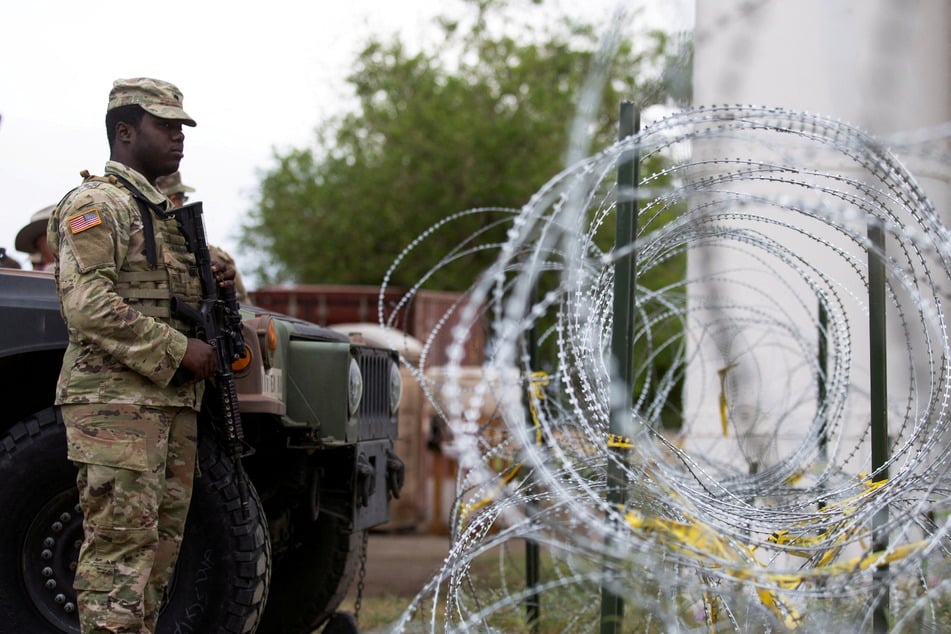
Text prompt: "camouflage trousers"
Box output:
[[63, 403, 198, 634]]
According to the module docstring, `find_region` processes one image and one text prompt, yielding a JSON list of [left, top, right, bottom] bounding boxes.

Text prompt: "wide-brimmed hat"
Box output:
[[15, 204, 55, 253], [108, 77, 196, 126]]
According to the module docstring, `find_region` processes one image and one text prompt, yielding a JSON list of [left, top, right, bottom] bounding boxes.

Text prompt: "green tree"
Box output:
[[241, 0, 680, 290]]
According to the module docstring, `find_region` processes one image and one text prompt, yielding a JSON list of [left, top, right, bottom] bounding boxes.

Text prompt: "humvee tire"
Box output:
[[257, 513, 364, 633], [0, 407, 271, 633]]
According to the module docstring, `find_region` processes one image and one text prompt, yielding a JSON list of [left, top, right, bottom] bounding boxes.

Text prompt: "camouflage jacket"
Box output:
[[49, 161, 204, 409]]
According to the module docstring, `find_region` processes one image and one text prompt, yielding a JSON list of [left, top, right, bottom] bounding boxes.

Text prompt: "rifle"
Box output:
[[170, 201, 253, 519]]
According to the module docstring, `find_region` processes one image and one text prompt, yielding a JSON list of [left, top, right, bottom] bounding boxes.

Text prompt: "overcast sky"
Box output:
[[0, 0, 692, 281]]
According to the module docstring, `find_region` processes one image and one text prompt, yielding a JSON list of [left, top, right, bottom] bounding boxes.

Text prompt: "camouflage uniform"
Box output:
[[49, 78, 202, 634], [156, 171, 249, 303]]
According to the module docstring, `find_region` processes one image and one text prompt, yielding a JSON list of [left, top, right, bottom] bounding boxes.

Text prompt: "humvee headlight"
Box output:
[[348, 357, 364, 417], [389, 363, 402, 415]]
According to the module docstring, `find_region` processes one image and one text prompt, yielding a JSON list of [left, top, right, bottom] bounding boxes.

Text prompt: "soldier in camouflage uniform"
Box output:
[[156, 170, 249, 303], [154, 170, 195, 207], [48, 77, 233, 634]]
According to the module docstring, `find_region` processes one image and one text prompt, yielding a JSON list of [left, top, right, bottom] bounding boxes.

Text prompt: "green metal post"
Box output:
[[816, 303, 829, 601], [600, 101, 639, 634], [525, 285, 540, 632], [818, 303, 828, 510], [525, 538, 540, 631], [868, 224, 889, 632]]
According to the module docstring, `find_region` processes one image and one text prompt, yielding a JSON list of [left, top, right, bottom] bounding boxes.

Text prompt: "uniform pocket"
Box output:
[[66, 422, 149, 472], [72, 561, 115, 592]]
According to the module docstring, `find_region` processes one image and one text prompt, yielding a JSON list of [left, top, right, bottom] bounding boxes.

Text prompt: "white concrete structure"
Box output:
[[683, 1, 951, 474]]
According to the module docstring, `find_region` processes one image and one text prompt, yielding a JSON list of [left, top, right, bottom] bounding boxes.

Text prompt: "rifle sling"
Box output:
[[111, 174, 173, 269]]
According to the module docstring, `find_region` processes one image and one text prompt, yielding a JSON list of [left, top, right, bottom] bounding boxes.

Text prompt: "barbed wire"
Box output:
[[381, 104, 951, 632]]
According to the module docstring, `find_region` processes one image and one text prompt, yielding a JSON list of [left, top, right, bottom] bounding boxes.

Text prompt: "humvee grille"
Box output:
[[356, 347, 397, 441]]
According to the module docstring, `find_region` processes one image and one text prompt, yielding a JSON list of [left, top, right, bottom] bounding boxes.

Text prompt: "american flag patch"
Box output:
[[67, 209, 102, 234]]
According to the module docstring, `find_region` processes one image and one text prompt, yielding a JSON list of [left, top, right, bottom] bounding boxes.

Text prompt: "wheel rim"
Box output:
[[21, 488, 82, 632]]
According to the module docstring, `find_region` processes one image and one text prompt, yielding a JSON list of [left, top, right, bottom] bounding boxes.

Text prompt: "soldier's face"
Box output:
[[131, 114, 185, 180]]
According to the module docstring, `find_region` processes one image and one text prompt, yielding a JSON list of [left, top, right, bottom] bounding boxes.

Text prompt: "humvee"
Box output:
[[0, 267, 404, 633]]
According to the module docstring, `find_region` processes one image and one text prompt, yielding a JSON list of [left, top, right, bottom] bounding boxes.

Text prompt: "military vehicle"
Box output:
[[0, 267, 404, 633]]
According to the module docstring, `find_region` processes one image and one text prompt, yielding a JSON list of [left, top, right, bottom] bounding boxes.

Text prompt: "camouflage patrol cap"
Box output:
[[108, 77, 196, 126], [155, 171, 196, 196]]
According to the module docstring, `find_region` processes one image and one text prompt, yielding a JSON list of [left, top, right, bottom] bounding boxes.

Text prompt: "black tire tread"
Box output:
[[0, 407, 61, 457], [177, 431, 272, 634]]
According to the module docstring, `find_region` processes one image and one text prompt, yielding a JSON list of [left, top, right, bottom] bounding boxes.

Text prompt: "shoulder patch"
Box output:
[[67, 209, 102, 234]]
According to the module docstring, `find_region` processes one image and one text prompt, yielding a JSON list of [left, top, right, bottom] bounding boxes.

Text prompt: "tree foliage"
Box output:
[[241, 0, 681, 289]]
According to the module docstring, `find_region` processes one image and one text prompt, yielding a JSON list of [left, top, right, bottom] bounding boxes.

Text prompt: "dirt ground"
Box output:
[[345, 531, 452, 599], [315, 531, 450, 633], [329, 531, 533, 633]]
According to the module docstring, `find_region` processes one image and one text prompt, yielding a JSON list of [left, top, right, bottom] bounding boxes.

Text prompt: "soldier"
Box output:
[[154, 170, 194, 208], [15, 204, 56, 270], [156, 170, 249, 303], [48, 77, 234, 634]]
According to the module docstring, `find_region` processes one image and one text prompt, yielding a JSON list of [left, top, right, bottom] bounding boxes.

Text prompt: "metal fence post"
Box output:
[[868, 224, 889, 632], [600, 100, 640, 634]]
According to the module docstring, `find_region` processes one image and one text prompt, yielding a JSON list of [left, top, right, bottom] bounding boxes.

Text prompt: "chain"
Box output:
[[353, 530, 369, 623]]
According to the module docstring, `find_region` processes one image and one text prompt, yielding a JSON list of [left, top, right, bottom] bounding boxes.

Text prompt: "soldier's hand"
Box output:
[[181, 338, 217, 382], [211, 261, 236, 288]]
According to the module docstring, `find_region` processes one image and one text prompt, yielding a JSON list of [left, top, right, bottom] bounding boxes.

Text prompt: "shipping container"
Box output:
[[250, 285, 485, 367]]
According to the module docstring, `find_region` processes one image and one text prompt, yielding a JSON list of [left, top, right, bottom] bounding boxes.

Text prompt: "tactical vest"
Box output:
[[115, 222, 203, 334], [86, 175, 203, 333]]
